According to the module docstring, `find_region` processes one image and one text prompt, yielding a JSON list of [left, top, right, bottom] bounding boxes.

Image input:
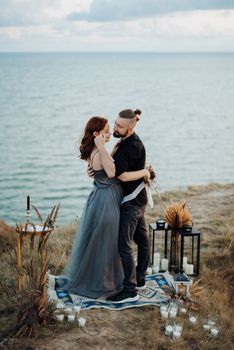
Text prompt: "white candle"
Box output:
[[78, 317, 86, 327], [146, 267, 152, 275], [68, 314, 76, 322], [65, 306, 73, 314], [173, 330, 181, 339], [169, 308, 177, 318], [161, 258, 169, 271], [160, 310, 169, 319], [56, 314, 64, 322], [180, 307, 187, 314], [189, 316, 197, 324], [154, 258, 160, 267], [183, 257, 188, 265], [203, 324, 210, 331], [74, 305, 81, 313], [153, 266, 159, 273], [165, 325, 173, 336], [154, 252, 160, 260], [189, 264, 194, 275], [184, 264, 189, 274], [174, 325, 183, 333], [211, 327, 219, 336], [57, 301, 64, 309]]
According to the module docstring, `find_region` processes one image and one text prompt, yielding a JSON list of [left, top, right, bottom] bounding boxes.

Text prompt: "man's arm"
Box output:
[[118, 169, 150, 182]]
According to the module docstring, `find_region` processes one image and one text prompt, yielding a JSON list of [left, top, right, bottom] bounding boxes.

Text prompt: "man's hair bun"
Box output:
[[134, 109, 142, 116]]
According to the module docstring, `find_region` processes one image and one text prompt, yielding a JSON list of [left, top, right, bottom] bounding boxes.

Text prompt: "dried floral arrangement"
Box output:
[[164, 201, 192, 229], [14, 202, 60, 337]]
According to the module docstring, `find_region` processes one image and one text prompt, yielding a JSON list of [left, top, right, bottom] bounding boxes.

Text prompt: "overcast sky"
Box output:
[[0, 0, 234, 52]]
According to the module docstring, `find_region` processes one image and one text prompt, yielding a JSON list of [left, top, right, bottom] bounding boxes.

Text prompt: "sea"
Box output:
[[0, 52, 233, 225]]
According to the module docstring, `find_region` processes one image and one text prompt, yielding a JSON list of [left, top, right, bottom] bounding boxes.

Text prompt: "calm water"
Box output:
[[0, 52, 233, 225]]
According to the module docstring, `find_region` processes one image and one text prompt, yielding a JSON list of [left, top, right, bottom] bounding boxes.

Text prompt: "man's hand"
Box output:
[[87, 164, 94, 178], [94, 134, 106, 148]]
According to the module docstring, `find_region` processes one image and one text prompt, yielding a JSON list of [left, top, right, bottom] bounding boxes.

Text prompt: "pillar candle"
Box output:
[[161, 258, 169, 271], [27, 195, 30, 211]]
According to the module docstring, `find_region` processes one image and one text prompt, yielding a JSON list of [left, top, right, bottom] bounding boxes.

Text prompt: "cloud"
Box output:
[[67, 0, 234, 22], [0, 0, 91, 27]]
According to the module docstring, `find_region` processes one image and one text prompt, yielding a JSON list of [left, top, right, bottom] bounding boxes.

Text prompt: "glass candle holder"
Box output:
[[165, 320, 174, 336], [160, 302, 169, 319], [68, 313, 76, 322], [202, 320, 211, 332], [210, 325, 219, 337], [189, 312, 198, 325], [179, 303, 188, 315], [169, 303, 178, 319], [173, 322, 183, 340], [78, 316, 87, 327], [73, 297, 82, 314], [55, 313, 64, 322]]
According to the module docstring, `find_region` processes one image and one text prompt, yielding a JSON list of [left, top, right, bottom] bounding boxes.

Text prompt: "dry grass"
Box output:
[[0, 183, 234, 350]]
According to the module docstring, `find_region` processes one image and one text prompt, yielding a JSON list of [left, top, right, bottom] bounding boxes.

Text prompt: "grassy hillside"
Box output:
[[0, 183, 233, 350]]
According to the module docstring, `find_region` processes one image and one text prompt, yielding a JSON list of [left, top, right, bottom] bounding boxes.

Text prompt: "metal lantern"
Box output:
[[149, 222, 201, 276], [173, 272, 191, 297], [178, 226, 201, 276], [149, 219, 171, 271]]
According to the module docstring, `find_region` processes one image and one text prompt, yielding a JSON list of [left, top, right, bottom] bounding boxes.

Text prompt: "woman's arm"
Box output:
[[118, 169, 150, 182]]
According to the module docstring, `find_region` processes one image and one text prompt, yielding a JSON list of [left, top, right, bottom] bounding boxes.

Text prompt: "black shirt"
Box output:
[[113, 132, 147, 206]]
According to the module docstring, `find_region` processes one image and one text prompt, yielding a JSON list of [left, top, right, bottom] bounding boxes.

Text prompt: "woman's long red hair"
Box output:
[[79, 116, 108, 160]]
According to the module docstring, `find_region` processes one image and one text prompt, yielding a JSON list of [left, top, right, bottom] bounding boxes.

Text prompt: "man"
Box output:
[[93, 108, 150, 303]]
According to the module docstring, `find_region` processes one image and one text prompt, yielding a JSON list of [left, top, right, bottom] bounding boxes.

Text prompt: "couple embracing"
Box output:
[[64, 108, 153, 303]]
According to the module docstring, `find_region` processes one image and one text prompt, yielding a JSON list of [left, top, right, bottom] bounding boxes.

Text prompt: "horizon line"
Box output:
[[0, 50, 234, 54]]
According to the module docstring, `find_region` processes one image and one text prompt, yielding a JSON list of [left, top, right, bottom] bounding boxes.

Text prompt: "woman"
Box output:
[[64, 116, 150, 299]]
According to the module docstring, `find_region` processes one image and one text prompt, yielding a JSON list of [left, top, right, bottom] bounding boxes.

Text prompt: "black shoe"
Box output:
[[136, 278, 146, 291], [107, 290, 139, 303]]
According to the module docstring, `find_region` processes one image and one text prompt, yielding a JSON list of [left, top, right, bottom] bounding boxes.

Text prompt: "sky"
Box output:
[[0, 0, 234, 52]]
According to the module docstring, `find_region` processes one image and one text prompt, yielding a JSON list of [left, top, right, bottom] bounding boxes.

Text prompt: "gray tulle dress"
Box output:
[[64, 170, 124, 299]]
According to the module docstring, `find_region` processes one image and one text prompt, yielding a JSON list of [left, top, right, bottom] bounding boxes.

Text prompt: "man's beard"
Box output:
[[113, 130, 128, 138]]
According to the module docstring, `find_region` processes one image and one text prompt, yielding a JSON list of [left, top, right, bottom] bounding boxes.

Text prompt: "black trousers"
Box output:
[[118, 202, 149, 292]]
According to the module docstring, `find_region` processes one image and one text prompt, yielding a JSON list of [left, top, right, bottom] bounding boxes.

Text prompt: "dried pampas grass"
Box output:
[[164, 201, 192, 228]]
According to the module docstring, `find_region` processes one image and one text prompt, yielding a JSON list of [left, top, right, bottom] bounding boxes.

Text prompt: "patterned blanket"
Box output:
[[47, 273, 173, 310], [47, 273, 174, 310]]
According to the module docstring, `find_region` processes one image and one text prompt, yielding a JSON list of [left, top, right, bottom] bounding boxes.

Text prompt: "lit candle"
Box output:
[[203, 324, 210, 331], [74, 305, 81, 313], [180, 306, 187, 314], [27, 195, 30, 211], [169, 308, 177, 318], [161, 258, 169, 271], [146, 267, 152, 275], [173, 330, 181, 339], [165, 325, 173, 336], [65, 306, 73, 314], [189, 316, 197, 324], [56, 314, 64, 322], [68, 314, 76, 322], [160, 310, 169, 318], [210, 327, 219, 337], [152, 266, 159, 274], [189, 264, 194, 275], [154, 252, 160, 260], [78, 317, 86, 327]]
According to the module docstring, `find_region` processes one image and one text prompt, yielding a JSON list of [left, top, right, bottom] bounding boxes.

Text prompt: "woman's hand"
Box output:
[[94, 134, 106, 148]]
